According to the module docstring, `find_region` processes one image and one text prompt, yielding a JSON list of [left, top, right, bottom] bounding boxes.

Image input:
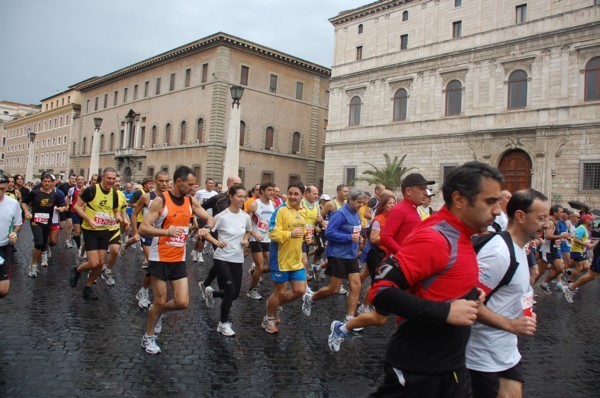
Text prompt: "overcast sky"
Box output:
[[1, 0, 368, 105]]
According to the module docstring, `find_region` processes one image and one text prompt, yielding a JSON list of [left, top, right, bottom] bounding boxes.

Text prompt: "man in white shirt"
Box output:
[[191, 178, 218, 263], [467, 189, 548, 398], [0, 173, 23, 298]]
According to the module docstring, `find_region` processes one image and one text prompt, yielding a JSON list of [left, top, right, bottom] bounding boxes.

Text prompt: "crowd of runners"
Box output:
[[0, 161, 598, 397]]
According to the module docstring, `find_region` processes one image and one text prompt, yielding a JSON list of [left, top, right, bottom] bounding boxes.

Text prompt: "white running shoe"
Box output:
[[28, 264, 39, 278], [141, 334, 161, 355], [40, 252, 49, 267], [247, 288, 262, 300], [328, 321, 348, 352], [136, 288, 150, 308], [301, 293, 313, 316], [217, 321, 235, 336], [205, 286, 215, 308], [191, 250, 198, 262]]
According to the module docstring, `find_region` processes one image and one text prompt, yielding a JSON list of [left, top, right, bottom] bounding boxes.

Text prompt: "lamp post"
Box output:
[[25, 128, 36, 182], [222, 85, 245, 186], [88, 117, 102, 181]]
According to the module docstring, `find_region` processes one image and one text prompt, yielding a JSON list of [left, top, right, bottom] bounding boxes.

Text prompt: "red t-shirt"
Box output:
[[379, 198, 422, 254]]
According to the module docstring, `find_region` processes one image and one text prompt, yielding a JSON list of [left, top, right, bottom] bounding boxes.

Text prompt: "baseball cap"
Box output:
[[426, 189, 435, 197], [401, 173, 435, 189], [0, 173, 8, 184], [320, 194, 331, 201], [581, 214, 596, 222]]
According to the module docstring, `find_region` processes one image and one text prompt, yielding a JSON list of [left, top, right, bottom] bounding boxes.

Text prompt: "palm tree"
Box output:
[[354, 153, 417, 191]]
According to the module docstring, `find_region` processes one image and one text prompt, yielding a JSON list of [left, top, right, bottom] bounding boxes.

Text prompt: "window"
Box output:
[[170, 73, 176, 91], [100, 134, 105, 151], [147, 167, 155, 178], [445, 80, 462, 116], [103, 94, 108, 108], [202, 63, 208, 83], [122, 88, 127, 103], [291, 132, 301, 155], [197, 118, 204, 142], [455, 0, 462, 6], [269, 74, 278, 93], [156, 77, 161, 95], [261, 172, 273, 183], [508, 70, 528, 109], [296, 82, 304, 100], [349, 96, 361, 126], [581, 161, 600, 190], [140, 126, 145, 147], [265, 127, 274, 150], [516, 4, 527, 24], [72, 141, 76, 155], [239, 121, 246, 146], [358, 24, 363, 34], [401, 34, 408, 50], [288, 175, 300, 186], [241, 66, 249, 85], [134, 85, 138, 100], [453, 21, 462, 38], [165, 123, 172, 145], [393, 88, 408, 121], [193, 166, 201, 182], [584, 57, 600, 101], [345, 167, 356, 187], [441, 164, 458, 184], [402, 10, 408, 21], [144, 81, 149, 98], [356, 46, 363, 61], [180, 121, 187, 144], [86, 100, 90, 113], [110, 133, 114, 151], [151, 126, 157, 146], [82, 137, 87, 154], [94, 97, 99, 111]]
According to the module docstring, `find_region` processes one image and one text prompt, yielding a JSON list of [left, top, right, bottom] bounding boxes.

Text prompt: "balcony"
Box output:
[[114, 148, 146, 158]]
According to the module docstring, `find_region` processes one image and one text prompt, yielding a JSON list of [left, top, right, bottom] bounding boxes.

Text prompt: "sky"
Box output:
[[1, 0, 369, 105]]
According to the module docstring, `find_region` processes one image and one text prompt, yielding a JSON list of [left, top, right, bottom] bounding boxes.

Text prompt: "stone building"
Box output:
[[3, 92, 79, 179], [69, 32, 330, 189], [0, 101, 41, 171], [325, 0, 600, 208]]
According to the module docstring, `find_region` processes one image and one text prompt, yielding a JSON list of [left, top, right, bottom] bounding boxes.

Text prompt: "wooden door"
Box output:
[[498, 150, 532, 193]]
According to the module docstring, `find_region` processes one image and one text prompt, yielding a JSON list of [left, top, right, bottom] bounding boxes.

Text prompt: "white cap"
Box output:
[[320, 194, 331, 201], [426, 189, 434, 197]]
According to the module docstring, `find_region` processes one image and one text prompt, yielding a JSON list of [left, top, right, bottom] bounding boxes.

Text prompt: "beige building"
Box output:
[[70, 32, 330, 189], [0, 101, 41, 171], [326, 0, 600, 208], [4, 92, 80, 179]]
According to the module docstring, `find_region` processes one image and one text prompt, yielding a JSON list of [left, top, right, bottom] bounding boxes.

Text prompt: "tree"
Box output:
[[354, 153, 417, 192]]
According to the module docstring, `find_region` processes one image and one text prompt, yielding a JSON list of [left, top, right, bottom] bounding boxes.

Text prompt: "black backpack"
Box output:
[[472, 231, 519, 304]]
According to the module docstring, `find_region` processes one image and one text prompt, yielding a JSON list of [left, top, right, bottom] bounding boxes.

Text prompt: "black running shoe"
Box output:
[[70, 266, 81, 288], [83, 286, 98, 300]]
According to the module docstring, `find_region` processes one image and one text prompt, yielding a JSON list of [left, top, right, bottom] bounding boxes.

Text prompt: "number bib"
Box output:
[[257, 219, 269, 233], [94, 212, 115, 226], [33, 213, 50, 224], [166, 226, 189, 247]]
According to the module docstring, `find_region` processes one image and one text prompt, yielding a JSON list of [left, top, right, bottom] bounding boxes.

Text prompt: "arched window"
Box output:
[[508, 70, 528, 109], [72, 141, 76, 156], [239, 121, 246, 147], [180, 121, 187, 144], [109, 133, 114, 151], [358, 24, 363, 34], [197, 118, 204, 142], [265, 126, 274, 150], [62, 151, 66, 165], [584, 57, 600, 101], [393, 88, 408, 121], [349, 96, 361, 126], [151, 126, 157, 146], [82, 137, 87, 154], [402, 11, 408, 21], [100, 134, 105, 151], [165, 123, 172, 145], [292, 132, 301, 155], [50, 152, 54, 167], [445, 80, 462, 116]]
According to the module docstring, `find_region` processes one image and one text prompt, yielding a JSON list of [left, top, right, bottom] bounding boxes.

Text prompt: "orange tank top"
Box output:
[[149, 192, 192, 263]]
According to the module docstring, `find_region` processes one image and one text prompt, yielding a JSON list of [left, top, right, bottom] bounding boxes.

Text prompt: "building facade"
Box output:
[[0, 101, 41, 171], [4, 92, 79, 179], [326, 0, 600, 208], [70, 32, 330, 189]]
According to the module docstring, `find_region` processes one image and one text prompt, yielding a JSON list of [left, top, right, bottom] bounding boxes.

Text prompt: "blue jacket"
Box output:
[[325, 203, 361, 259]]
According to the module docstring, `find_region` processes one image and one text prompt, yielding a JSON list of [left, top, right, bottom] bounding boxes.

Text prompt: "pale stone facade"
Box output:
[[70, 33, 330, 189], [0, 101, 41, 171], [326, 0, 600, 208], [4, 92, 79, 179]]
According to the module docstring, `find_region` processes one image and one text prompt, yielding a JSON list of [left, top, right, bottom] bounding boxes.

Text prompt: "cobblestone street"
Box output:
[[1, 223, 599, 397]]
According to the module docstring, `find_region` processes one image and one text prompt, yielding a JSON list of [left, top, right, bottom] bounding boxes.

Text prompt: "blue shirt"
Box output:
[[324, 203, 361, 259]]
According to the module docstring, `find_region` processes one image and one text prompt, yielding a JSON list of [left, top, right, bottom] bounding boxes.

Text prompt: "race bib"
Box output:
[[94, 212, 115, 226], [33, 213, 50, 224], [257, 219, 269, 233], [521, 290, 534, 317], [353, 225, 362, 237], [166, 226, 189, 247], [306, 224, 315, 237]]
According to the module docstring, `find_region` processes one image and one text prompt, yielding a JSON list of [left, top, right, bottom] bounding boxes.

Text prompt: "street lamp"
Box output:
[[222, 85, 245, 186], [25, 128, 36, 182], [89, 117, 103, 181]]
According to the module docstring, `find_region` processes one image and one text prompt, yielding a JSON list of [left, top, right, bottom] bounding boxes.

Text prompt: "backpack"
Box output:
[[472, 231, 519, 304]]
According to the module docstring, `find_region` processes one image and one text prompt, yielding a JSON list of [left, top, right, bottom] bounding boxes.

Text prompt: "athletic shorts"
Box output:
[[570, 252, 587, 263], [50, 223, 60, 231], [469, 362, 524, 398], [327, 257, 360, 279], [71, 212, 82, 225], [148, 261, 187, 281], [0, 245, 12, 281], [109, 229, 122, 246], [373, 364, 472, 397], [82, 229, 111, 251], [541, 249, 561, 264], [250, 241, 269, 253], [31, 222, 51, 250], [271, 268, 306, 284], [59, 212, 67, 222], [591, 256, 600, 273], [65, 211, 72, 219]]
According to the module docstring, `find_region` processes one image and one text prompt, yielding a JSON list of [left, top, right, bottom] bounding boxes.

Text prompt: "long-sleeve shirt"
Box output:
[[324, 203, 361, 259], [379, 198, 422, 254], [268, 202, 306, 272]]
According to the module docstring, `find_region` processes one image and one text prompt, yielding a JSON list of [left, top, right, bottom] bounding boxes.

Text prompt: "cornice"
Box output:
[[329, 0, 414, 25], [5, 104, 81, 128]]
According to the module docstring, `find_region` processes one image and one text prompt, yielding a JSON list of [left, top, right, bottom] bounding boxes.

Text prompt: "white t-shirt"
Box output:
[[195, 189, 218, 215], [212, 208, 251, 263], [0, 196, 23, 246], [466, 234, 533, 372], [487, 211, 508, 232]]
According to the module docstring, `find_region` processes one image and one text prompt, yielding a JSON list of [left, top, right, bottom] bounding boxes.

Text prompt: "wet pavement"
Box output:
[[1, 223, 599, 397]]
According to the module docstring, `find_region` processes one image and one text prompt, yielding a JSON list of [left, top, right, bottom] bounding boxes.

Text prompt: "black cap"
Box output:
[[0, 173, 8, 184], [401, 173, 435, 189]]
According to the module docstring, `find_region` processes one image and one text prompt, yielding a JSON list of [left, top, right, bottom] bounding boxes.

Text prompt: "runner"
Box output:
[[246, 181, 275, 300], [59, 174, 77, 248], [67, 175, 86, 250], [70, 167, 122, 299], [261, 181, 310, 334], [191, 177, 218, 263], [139, 166, 214, 354], [100, 176, 130, 286], [563, 214, 598, 303], [538, 205, 570, 293], [301, 185, 321, 282], [202, 184, 255, 336], [121, 177, 154, 255], [0, 172, 23, 298]]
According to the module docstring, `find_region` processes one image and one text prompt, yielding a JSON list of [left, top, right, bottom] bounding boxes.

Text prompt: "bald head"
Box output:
[[226, 176, 242, 188]]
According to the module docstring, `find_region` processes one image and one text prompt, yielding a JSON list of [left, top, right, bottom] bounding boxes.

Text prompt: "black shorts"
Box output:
[[302, 242, 310, 254], [31, 222, 51, 250], [65, 211, 72, 219], [109, 229, 122, 246], [0, 245, 12, 281], [469, 362, 524, 398], [82, 229, 111, 251], [59, 212, 67, 222], [327, 257, 360, 279], [148, 261, 187, 281], [366, 246, 386, 279], [250, 241, 269, 253]]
